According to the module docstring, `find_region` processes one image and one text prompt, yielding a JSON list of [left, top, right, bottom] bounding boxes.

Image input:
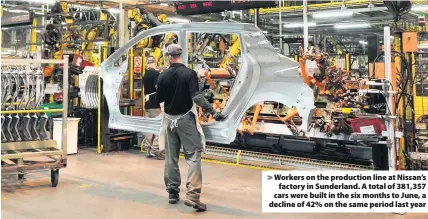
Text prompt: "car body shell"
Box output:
[[100, 22, 315, 144]]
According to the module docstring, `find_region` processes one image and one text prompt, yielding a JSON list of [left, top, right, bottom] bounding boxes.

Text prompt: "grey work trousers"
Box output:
[[144, 108, 162, 154], [163, 111, 203, 201]]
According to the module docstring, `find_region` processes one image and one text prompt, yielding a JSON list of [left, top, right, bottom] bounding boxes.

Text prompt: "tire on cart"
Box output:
[[51, 169, 59, 187]]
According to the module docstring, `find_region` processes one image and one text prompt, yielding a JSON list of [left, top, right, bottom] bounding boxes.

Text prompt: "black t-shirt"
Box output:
[[143, 68, 161, 109], [156, 63, 199, 115]]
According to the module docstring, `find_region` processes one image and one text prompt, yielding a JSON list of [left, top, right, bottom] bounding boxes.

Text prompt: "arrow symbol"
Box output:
[[267, 175, 272, 180]]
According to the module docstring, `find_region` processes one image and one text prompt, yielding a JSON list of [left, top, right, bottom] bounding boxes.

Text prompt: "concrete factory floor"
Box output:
[[1, 149, 427, 219]]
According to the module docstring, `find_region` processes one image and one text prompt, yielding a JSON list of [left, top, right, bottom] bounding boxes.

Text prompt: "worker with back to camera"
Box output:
[[156, 44, 225, 211], [142, 56, 163, 159]]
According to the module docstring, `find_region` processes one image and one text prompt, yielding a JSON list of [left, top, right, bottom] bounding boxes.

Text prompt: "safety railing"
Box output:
[[202, 146, 372, 170]]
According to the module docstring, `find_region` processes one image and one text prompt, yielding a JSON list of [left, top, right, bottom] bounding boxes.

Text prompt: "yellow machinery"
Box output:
[[128, 8, 173, 66], [41, 2, 75, 102], [219, 35, 240, 72], [43, 2, 116, 67], [80, 18, 116, 65]]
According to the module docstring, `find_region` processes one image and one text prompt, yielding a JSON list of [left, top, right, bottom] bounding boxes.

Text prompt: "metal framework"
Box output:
[[202, 146, 371, 170], [384, 26, 398, 170], [1, 57, 69, 186]]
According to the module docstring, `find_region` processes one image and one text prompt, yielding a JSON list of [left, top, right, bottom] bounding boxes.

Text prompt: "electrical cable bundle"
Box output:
[[370, 50, 416, 169]]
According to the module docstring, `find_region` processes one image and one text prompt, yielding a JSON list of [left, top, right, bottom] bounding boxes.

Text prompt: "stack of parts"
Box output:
[[1, 66, 48, 142], [79, 66, 99, 109]]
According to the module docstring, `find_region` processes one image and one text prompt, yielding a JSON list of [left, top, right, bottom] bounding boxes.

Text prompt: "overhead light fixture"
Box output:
[[312, 10, 353, 18], [283, 22, 316, 28], [6, 9, 29, 13], [359, 40, 368, 45], [71, 5, 93, 10], [108, 8, 120, 14], [262, 30, 268, 34], [160, 3, 169, 7], [28, 0, 56, 4], [167, 17, 190, 23], [334, 22, 370, 29], [412, 4, 428, 12], [418, 44, 428, 49]]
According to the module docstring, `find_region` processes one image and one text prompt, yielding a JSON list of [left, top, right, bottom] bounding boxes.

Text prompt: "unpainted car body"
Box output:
[[100, 23, 315, 144]]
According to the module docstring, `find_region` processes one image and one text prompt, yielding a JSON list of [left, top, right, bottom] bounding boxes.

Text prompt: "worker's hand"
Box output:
[[212, 112, 225, 121]]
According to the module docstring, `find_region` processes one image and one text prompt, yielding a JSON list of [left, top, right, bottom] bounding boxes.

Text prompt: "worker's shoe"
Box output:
[[146, 151, 164, 160], [145, 147, 153, 158], [184, 199, 207, 212], [150, 155, 165, 160], [168, 192, 180, 204]]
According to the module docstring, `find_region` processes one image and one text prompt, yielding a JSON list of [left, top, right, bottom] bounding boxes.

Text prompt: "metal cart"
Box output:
[[1, 57, 69, 187]]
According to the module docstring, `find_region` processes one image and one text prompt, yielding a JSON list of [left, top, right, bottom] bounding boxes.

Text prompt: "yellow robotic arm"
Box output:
[[129, 8, 168, 49], [128, 8, 175, 67], [219, 34, 240, 73]]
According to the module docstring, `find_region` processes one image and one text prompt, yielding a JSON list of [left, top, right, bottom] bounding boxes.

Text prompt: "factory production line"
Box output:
[[189, 29, 401, 171], [99, 26, 395, 172], [2, 1, 426, 173], [81, 2, 424, 171]]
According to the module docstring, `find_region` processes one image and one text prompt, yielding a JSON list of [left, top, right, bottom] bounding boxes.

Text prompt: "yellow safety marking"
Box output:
[[97, 64, 101, 154], [140, 139, 146, 153], [50, 76, 54, 103], [30, 17, 37, 54], [79, 184, 89, 188], [74, 75, 79, 107], [236, 150, 242, 165], [203, 159, 274, 171], [179, 155, 282, 171], [1, 109, 63, 114], [345, 53, 350, 71]]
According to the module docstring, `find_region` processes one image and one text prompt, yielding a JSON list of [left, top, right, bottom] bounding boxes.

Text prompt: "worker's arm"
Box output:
[[189, 70, 225, 121]]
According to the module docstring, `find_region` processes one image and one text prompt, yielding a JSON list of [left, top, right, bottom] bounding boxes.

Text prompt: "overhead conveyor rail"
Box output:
[[1, 57, 69, 187]]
